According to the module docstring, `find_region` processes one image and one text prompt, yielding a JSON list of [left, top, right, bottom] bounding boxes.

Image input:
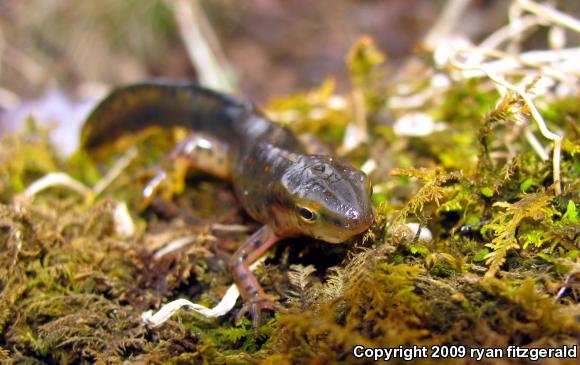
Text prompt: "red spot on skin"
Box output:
[[247, 158, 253, 166], [263, 165, 270, 173]]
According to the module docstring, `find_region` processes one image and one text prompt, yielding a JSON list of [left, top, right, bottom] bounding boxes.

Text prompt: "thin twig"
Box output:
[[422, 0, 471, 51], [0, 86, 21, 109], [153, 235, 198, 259], [93, 146, 138, 195], [2, 45, 46, 86], [339, 88, 368, 154], [523, 127, 549, 161], [517, 0, 580, 33], [142, 257, 266, 325], [479, 15, 543, 50], [20, 172, 93, 200], [167, 0, 236, 92], [113, 202, 136, 238], [450, 59, 562, 195], [211, 223, 252, 233], [454, 47, 580, 83], [9, 228, 23, 272], [18, 149, 140, 235]]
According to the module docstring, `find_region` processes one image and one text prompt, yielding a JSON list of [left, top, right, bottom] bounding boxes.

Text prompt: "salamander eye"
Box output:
[[298, 207, 317, 222]]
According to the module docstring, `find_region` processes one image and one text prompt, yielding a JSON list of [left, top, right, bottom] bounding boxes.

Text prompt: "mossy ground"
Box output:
[[1, 39, 578, 364]]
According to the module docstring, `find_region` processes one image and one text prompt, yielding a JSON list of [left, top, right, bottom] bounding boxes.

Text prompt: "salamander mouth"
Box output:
[[320, 229, 365, 244], [318, 210, 374, 243], [321, 236, 347, 244]]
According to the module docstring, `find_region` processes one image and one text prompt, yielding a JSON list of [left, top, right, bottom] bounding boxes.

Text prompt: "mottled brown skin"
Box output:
[[81, 82, 374, 329]]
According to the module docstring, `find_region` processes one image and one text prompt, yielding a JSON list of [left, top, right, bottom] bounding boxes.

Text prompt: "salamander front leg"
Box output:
[[140, 133, 231, 207], [228, 225, 284, 331]]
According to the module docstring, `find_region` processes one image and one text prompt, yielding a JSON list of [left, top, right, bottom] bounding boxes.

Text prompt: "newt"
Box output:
[[81, 82, 374, 329]]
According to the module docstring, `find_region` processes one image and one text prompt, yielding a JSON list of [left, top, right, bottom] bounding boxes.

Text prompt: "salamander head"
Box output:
[[273, 156, 374, 243]]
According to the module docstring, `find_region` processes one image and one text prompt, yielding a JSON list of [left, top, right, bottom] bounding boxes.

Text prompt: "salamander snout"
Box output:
[[344, 204, 374, 231], [281, 156, 374, 243], [326, 188, 374, 242]]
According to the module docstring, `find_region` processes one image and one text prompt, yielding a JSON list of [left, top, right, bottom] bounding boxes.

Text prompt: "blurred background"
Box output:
[[0, 0, 514, 99], [0, 0, 578, 153]]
